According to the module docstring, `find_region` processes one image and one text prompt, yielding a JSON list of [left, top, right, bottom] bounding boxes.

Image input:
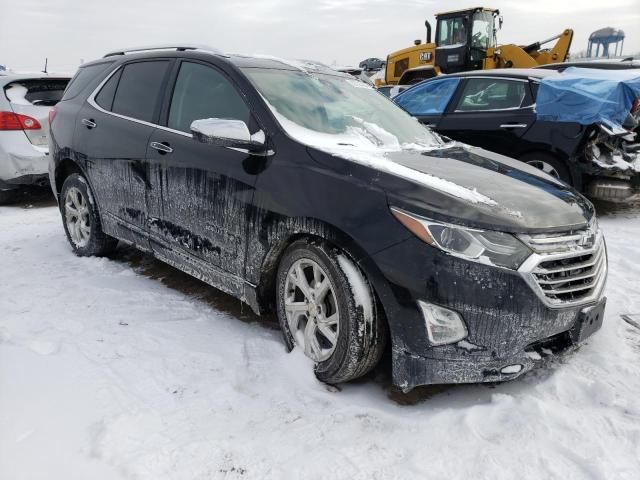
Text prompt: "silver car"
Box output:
[[0, 72, 70, 203]]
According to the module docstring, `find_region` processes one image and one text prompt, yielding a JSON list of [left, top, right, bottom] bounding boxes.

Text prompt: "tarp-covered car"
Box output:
[[394, 68, 640, 203]]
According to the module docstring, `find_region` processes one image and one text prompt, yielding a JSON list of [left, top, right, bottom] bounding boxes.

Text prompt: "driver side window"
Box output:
[[168, 62, 250, 133], [455, 78, 527, 112]]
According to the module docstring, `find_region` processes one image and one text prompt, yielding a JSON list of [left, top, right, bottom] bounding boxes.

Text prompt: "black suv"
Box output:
[[49, 46, 607, 391]]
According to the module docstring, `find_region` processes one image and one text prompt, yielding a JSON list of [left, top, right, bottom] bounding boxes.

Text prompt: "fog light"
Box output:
[[418, 301, 468, 346]]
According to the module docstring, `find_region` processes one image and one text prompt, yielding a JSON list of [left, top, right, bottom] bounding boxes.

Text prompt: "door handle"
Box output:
[[499, 123, 528, 129], [81, 118, 97, 129], [150, 141, 173, 154]]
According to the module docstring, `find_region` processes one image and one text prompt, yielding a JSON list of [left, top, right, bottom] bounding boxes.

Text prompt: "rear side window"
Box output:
[[111, 61, 169, 122], [63, 63, 111, 100], [455, 78, 527, 112], [394, 77, 460, 115], [95, 68, 122, 111], [167, 62, 249, 133]]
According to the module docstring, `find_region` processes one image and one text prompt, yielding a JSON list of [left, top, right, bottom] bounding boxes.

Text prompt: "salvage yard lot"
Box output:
[[1, 198, 640, 480]]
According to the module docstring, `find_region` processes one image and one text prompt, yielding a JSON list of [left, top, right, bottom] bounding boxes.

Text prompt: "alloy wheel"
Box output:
[[526, 160, 560, 179], [64, 187, 91, 248], [284, 258, 340, 362]]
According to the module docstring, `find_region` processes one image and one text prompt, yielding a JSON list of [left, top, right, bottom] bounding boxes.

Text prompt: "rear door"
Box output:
[[394, 77, 461, 130], [145, 60, 261, 291], [436, 76, 536, 157], [76, 60, 172, 249]]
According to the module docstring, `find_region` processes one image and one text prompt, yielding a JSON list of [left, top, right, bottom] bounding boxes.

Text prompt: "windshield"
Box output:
[[242, 68, 441, 153], [471, 11, 494, 50]]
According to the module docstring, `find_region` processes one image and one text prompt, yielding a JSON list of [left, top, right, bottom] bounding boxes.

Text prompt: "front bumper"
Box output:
[[0, 131, 49, 185], [370, 236, 607, 391], [586, 178, 640, 203]]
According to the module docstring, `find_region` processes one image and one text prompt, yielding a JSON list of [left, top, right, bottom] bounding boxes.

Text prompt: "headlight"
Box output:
[[391, 207, 532, 269]]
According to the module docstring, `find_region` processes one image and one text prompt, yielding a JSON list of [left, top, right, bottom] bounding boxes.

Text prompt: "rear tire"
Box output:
[[520, 152, 572, 185], [276, 239, 386, 384], [60, 173, 117, 257]]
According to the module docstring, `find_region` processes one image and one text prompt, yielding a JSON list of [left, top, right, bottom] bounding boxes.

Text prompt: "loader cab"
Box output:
[[435, 8, 498, 74]]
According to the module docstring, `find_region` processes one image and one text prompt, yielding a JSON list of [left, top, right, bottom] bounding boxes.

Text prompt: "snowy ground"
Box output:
[[1, 195, 640, 480]]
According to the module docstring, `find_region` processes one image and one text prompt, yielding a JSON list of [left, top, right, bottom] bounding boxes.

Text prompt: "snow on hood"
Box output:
[[266, 101, 499, 207]]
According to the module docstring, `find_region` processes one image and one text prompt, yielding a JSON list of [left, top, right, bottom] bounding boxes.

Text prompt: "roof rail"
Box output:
[[103, 44, 222, 58]]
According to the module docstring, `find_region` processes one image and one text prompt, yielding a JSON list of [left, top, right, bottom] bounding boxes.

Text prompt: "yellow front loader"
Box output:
[[381, 7, 573, 85]]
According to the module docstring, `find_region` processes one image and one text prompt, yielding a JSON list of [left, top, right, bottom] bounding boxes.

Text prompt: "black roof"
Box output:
[[444, 68, 559, 80], [536, 59, 640, 71], [81, 47, 346, 77]]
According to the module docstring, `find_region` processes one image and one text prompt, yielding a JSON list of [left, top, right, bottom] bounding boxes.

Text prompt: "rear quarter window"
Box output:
[[62, 62, 112, 101]]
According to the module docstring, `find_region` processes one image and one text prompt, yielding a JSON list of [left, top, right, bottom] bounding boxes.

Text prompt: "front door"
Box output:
[[145, 60, 262, 296], [78, 60, 171, 249]]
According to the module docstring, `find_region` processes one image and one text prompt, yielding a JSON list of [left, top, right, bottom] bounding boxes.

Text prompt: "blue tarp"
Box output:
[[536, 67, 640, 129]]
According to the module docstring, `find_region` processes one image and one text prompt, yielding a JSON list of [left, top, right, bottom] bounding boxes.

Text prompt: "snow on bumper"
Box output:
[[0, 131, 49, 183]]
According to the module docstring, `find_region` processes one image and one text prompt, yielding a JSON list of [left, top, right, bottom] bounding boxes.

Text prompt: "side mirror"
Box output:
[[190, 118, 265, 152], [499, 16, 503, 30]]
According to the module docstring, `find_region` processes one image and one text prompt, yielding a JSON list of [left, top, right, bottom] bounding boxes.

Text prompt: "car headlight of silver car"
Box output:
[[391, 207, 532, 269]]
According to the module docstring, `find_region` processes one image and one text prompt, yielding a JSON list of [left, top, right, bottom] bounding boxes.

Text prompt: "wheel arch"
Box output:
[[252, 219, 392, 326], [518, 149, 582, 189], [54, 158, 85, 198]]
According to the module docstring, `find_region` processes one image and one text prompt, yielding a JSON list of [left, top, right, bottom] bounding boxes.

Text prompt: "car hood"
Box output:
[[309, 143, 594, 234]]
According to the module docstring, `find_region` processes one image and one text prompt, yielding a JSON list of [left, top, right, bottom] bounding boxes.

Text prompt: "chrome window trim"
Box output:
[[87, 65, 193, 138], [454, 105, 534, 113], [87, 64, 274, 155], [518, 234, 608, 309]]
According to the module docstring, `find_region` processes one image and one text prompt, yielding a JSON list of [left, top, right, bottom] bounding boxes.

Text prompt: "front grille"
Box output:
[[532, 243, 606, 303], [518, 223, 607, 307]]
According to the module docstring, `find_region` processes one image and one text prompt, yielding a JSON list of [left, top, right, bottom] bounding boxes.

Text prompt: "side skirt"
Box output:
[[102, 212, 262, 314]]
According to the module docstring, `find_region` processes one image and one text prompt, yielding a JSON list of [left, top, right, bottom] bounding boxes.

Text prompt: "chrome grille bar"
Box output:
[[533, 246, 604, 275], [518, 228, 607, 308]]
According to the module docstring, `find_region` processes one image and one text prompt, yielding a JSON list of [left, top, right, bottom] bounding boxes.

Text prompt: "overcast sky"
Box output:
[[1, 0, 639, 73]]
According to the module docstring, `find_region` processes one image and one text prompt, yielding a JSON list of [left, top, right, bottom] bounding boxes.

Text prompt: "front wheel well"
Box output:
[[254, 228, 384, 319]]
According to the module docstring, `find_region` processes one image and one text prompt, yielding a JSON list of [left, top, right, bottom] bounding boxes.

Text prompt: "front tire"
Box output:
[[60, 173, 117, 256], [276, 239, 386, 384]]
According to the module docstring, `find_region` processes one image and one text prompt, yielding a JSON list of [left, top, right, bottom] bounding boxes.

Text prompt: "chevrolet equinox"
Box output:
[[49, 46, 607, 391]]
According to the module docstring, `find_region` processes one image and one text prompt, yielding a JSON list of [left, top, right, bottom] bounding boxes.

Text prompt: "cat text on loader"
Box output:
[[381, 7, 573, 85]]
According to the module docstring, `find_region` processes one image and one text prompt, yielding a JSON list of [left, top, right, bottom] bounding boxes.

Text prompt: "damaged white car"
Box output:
[[0, 72, 70, 203]]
